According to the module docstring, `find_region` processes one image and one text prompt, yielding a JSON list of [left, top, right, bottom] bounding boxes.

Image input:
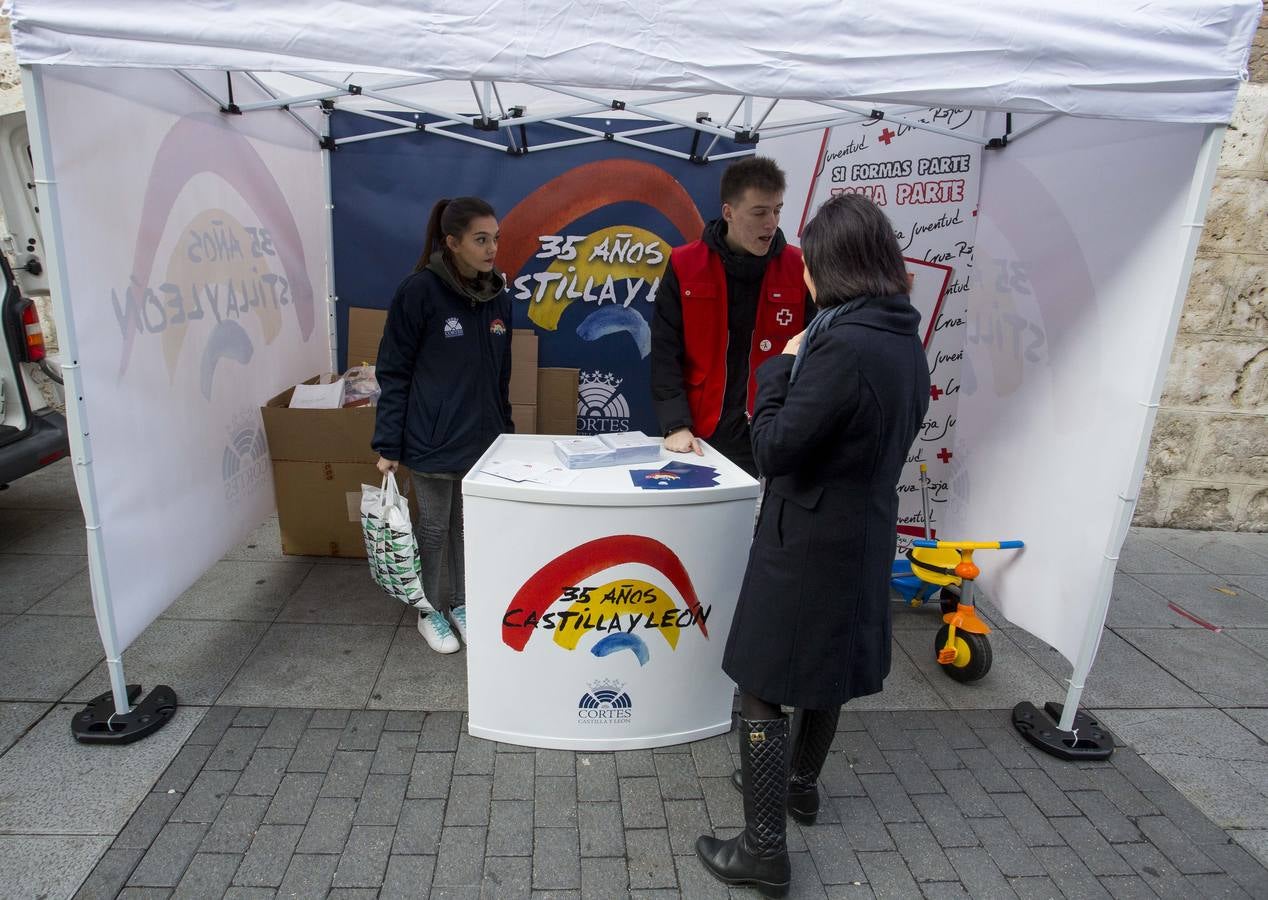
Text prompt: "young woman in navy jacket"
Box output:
[[373, 197, 514, 654]]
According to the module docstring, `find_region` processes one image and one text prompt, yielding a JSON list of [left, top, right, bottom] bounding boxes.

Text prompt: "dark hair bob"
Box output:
[[800, 193, 908, 306]]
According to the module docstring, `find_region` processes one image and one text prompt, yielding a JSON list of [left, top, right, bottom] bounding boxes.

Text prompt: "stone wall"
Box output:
[[1134, 14, 1267, 531], [0, 14, 1262, 528]]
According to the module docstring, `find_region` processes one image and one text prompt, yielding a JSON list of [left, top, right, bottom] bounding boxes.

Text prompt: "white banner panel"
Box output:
[[40, 67, 330, 650], [767, 108, 985, 548], [948, 115, 1207, 665]]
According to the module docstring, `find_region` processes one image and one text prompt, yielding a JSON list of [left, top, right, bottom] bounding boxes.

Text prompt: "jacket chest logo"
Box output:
[[775, 307, 793, 327], [489, 318, 506, 336], [443, 317, 464, 339]]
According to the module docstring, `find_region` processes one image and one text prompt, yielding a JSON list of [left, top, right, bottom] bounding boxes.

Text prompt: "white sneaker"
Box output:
[[450, 606, 467, 644], [417, 611, 460, 654]]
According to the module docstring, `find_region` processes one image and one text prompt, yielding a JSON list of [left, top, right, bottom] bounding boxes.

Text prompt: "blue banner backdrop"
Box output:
[[331, 111, 742, 436]]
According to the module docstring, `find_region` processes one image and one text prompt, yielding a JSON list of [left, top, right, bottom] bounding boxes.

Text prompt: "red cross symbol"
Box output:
[[775, 307, 793, 327], [930, 384, 943, 401], [878, 128, 896, 145], [937, 448, 953, 464]]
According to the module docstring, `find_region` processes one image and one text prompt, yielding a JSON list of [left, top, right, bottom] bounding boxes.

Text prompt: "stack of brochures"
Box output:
[[553, 431, 663, 469]]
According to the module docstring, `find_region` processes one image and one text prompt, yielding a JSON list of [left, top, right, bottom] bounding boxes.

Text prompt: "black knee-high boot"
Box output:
[[728, 706, 841, 825], [696, 716, 791, 898], [786, 706, 840, 824]]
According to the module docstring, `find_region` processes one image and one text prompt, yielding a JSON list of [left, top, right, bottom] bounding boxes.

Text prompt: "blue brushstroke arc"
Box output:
[[577, 306, 652, 359], [200, 320, 254, 399], [591, 632, 650, 666]]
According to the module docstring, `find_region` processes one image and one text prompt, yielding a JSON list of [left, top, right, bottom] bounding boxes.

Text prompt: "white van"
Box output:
[[0, 110, 68, 487]]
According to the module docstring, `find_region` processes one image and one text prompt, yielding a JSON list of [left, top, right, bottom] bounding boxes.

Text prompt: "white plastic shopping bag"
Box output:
[[360, 474, 433, 612]]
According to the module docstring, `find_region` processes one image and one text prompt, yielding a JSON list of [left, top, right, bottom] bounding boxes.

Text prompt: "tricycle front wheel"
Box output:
[[934, 624, 992, 682]]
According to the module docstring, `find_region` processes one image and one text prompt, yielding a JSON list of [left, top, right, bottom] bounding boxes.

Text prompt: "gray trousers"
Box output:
[[410, 473, 465, 617]]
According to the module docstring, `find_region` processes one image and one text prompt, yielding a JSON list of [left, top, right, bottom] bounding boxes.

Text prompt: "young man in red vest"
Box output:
[[651, 157, 815, 477]]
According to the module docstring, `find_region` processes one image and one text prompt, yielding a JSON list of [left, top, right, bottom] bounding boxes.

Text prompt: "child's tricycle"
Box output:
[[890, 465, 1024, 682]]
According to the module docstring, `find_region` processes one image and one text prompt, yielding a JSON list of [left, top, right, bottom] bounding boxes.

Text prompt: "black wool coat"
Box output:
[[722, 294, 931, 710]]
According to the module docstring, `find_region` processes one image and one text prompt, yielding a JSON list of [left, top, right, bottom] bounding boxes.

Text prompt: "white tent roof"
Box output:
[[9, 0, 1262, 124]]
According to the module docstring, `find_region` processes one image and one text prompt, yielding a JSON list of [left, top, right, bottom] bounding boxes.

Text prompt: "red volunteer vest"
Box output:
[[669, 240, 806, 439]]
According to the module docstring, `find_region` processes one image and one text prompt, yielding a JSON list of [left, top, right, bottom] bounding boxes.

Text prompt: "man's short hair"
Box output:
[[720, 157, 787, 205]]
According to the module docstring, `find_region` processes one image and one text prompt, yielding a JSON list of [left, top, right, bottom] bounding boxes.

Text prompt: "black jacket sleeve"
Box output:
[[371, 278, 425, 461], [649, 263, 694, 436], [749, 331, 860, 478], [499, 295, 515, 433]]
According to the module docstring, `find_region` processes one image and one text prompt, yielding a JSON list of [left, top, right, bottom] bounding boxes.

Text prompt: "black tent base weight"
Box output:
[[1012, 701, 1114, 761], [72, 684, 178, 745]]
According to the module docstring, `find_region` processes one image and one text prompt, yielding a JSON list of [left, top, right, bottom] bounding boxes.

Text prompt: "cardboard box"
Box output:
[[511, 403, 537, 434], [347, 307, 387, 368], [262, 375, 415, 558], [510, 329, 539, 405], [537, 367, 579, 435]]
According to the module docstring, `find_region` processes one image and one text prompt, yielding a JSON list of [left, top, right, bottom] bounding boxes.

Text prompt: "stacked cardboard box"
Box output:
[[262, 307, 579, 557]]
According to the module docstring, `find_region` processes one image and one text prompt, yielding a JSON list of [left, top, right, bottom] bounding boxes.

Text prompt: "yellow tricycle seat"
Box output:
[[906, 546, 963, 588]]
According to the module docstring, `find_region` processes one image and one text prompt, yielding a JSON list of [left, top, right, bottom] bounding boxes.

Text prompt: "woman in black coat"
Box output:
[[697, 194, 931, 897]]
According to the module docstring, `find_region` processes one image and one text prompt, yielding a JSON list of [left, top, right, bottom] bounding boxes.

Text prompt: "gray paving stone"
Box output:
[[171, 852, 241, 899], [1012, 768, 1079, 817], [381, 854, 435, 900], [327, 889, 380, 899], [339, 710, 388, 750], [1106, 747, 1173, 794], [263, 772, 324, 825], [171, 769, 241, 824], [220, 624, 396, 708], [576, 754, 618, 802], [128, 822, 209, 888], [689, 735, 734, 777], [233, 708, 275, 728], [486, 799, 535, 857], [886, 822, 956, 882], [882, 749, 944, 795], [654, 751, 703, 799], [992, 792, 1064, 847], [419, 711, 463, 751], [0, 701, 46, 755], [865, 711, 919, 751], [536, 748, 576, 777], [623, 829, 675, 890], [1135, 815, 1224, 876], [321, 750, 375, 798], [971, 726, 1039, 771], [672, 855, 729, 899], [916, 884, 971, 899], [431, 887, 482, 899], [838, 730, 891, 775], [1116, 533, 1193, 575], [911, 730, 969, 771], [333, 825, 394, 888], [615, 749, 656, 778], [820, 750, 867, 797], [296, 796, 357, 854], [535, 776, 579, 827], [1105, 573, 1184, 627], [1203, 842, 1268, 896], [478, 855, 531, 900], [116, 888, 175, 899], [0, 615, 106, 700], [533, 827, 582, 890], [287, 726, 341, 772], [832, 797, 895, 852], [620, 777, 666, 829], [803, 824, 865, 883], [384, 710, 426, 732], [74, 847, 144, 900], [968, 817, 1046, 877], [1050, 816, 1135, 876], [1032, 844, 1112, 900], [409, 752, 456, 799], [581, 857, 629, 899], [435, 826, 487, 886], [1133, 572, 1268, 627], [700, 776, 744, 830], [354, 773, 409, 826], [857, 850, 921, 899], [579, 801, 625, 858], [372, 730, 419, 776], [221, 887, 276, 899], [233, 824, 303, 887], [1008, 874, 1062, 899], [199, 795, 271, 854], [953, 748, 1021, 794], [310, 709, 352, 730], [860, 773, 922, 823], [1117, 840, 1193, 897], [277, 564, 406, 625], [371, 624, 470, 711], [1069, 790, 1143, 843], [934, 768, 1000, 818], [945, 846, 1016, 900], [911, 794, 981, 849], [664, 799, 712, 856], [276, 853, 340, 899], [1184, 872, 1257, 899], [494, 750, 536, 800], [393, 798, 446, 856], [234, 747, 292, 796], [444, 774, 493, 827], [254, 709, 309, 750], [153, 744, 215, 794], [115, 792, 183, 850], [454, 730, 497, 775]]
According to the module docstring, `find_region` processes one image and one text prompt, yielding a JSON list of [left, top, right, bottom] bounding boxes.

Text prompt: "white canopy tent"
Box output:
[[8, 0, 1261, 748]]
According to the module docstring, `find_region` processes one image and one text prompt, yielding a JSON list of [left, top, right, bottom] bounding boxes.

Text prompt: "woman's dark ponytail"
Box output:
[[414, 196, 497, 273]]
